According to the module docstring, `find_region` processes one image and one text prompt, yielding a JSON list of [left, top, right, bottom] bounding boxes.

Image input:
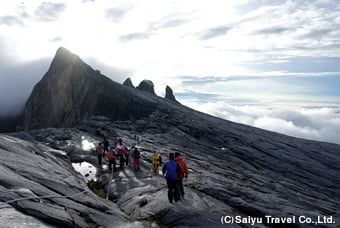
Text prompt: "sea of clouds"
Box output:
[[183, 101, 340, 145]]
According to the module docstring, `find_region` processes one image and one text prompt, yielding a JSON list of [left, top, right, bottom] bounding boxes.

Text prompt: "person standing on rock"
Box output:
[[132, 147, 141, 171], [116, 145, 126, 168], [113, 137, 118, 147], [102, 137, 109, 158], [124, 146, 130, 166], [118, 137, 123, 146], [129, 144, 136, 167], [106, 147, 116, 171], [97, 143, 104, 167], [162, 153, 181, 203], [175, 152, 188, 199], [151, 151, 162, 174]]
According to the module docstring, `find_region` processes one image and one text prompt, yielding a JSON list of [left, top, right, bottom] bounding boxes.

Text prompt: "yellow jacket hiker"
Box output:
[[151, 151, 162, 174]]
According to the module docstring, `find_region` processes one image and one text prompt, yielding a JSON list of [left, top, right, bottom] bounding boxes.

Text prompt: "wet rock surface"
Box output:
[[0, 134, 137, 227]]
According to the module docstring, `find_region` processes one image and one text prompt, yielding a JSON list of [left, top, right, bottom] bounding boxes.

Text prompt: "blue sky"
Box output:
[[0, 0, 339, 144]]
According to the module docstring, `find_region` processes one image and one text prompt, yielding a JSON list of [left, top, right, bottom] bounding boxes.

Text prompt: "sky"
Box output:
[[0, 0, 340, 144]]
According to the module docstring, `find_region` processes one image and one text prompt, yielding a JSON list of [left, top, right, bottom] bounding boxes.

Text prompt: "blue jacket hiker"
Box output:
[[162, 153, 182, 203]]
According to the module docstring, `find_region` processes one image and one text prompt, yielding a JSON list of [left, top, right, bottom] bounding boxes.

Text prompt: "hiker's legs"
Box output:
[[178, 179, 184, 197], [134, 159, 138, 170], [103, 148, 108, 158], [120, 155, 124, 168], [155, 164, 159, 174], [136, 159, 140, 170], [174, 181, 180, 202], [113, 158, 116, 171], [167, 180, 175, 203], [108, 159, 112, 170], [98, 153, 102, 167], [152, 164, 159, 174], [125, 155, 129, 166]]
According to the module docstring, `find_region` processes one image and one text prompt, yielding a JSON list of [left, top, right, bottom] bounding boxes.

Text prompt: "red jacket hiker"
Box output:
[[175, 152, 188, 199], [175, 154, 189, 180]]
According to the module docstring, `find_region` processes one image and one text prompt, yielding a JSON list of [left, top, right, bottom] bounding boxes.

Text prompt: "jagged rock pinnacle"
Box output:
[[136, 80, 156, 95], [52, 47, 80, 66], [24, 48, 159, 130], [165, 85, 178, 103], [123, 78, 135, 88]]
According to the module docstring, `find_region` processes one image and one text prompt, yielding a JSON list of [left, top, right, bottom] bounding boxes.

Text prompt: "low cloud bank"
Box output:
[[184, 101, 340, 145]]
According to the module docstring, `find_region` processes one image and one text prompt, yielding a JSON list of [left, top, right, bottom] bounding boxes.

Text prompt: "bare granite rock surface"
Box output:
[[4, 47, 339, 227]]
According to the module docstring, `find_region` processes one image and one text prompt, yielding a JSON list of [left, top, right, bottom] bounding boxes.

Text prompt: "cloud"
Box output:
[[298, 28, 333, 39], [35, 2, 66, 22], [198, 25, 232, 40], [105, 6, 131, 23], [0, 58, 51, 116], [148, 13, 193, 31], [253, 26, 294, 35], [247, 57, 340, 74], [0, 15, 24, 26], [176, 90, 221, 103], [183, 101, 340, 144], [119, 32, 153, 42], [152, 18, 188, 29], [49, 36, 63, 42], [179, 75, 260, 85]]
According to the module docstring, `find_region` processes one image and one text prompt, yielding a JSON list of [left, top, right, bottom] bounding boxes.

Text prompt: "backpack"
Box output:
[[117, 147, 123, 155], [165, 160, 178, 180], [107, 151, 114, 160]]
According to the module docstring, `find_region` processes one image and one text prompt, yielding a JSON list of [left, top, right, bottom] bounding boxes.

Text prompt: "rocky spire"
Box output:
[[165, 85, 178, 103], [24, 47, 160, 130], [123, 77, 135, 88], [136, 80, 156, 95], [50, 47, 82, 72]]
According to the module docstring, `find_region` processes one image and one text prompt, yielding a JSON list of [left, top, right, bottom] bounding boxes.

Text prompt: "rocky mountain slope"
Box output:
[[24, 47, 166, 130], [1, 47, 339, 227], [0, 133, 134, 227]]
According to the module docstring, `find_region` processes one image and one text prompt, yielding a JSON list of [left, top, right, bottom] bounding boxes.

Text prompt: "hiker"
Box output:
[[128, 144, 136, 167], [102, 137, 109, 157], [113, 137, 118, 147], [97, 143, 104, 167], [106, 147, 116, 171], [134, 134, 140, 144], [116, 145, 125, 168], [175, 152, 189, 199], [162, 153, 181, 203], [118, 137, 123, 146], [132, 147, 140, 171], [124, 146, 129, 166], [151, 151, 162, 174]]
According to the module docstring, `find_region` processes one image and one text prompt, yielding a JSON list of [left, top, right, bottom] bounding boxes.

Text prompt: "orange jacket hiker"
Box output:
[[175, 154, 188, 180]]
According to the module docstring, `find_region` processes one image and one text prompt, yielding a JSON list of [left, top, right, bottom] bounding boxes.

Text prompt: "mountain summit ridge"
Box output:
[[24, 47, 180, 130]]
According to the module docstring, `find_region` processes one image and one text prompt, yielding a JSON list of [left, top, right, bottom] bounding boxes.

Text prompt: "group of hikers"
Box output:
[[96, 136, 189, 203], [97, 137, 141, 171]]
